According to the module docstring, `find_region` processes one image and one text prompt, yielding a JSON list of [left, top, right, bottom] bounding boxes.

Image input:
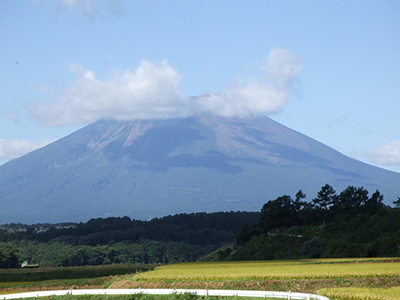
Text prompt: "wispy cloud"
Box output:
[[7, 111, 21, 122], [28, 48, 302, 126], [52, 0, 95, 20], [326, 117, 373, 136], [107, 0, 123, 18], [0, 139, 50, 164], [1, 109, 22, 122], [35, 0, 122, 20], [361, 140, 400, 172]]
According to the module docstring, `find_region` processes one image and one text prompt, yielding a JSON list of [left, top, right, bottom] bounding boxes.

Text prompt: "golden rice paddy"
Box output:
[[318, 286, 400, 300], [133, 258, 400, 282]]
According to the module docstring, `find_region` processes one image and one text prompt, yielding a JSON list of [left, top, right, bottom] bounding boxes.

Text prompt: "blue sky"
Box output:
[[1, 0, 399, 172]]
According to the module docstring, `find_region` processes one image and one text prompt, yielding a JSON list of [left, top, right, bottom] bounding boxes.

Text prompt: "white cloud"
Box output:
[[0, 139, 50, 163], [195, 48, 302, 117], [362, 140, 400, 172], [28, 48, 302, 126], [29, 60, 192, 127]]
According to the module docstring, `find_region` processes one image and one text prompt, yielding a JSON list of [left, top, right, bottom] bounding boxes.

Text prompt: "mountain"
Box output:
[[0, 113, 399, 224]]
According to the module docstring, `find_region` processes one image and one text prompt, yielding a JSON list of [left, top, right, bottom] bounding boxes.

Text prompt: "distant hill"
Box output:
[[0, 212, 260, 266], [0, 113, 399, 224]]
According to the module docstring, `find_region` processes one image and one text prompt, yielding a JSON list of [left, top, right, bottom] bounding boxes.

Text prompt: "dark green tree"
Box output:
[[311, 184, 337, 223], [332, 186, 369, 218], [259, 195, 295, 232], [313, 184, 337, 210], [364, 189, 385, 215], [392, 197, 400, 208], [235, 223, 257, 245], [294, 190, 307, 212]]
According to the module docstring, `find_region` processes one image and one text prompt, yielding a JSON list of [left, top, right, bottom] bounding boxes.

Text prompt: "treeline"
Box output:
[[230, 184, 400, 260], [0, 211, 259, 267]]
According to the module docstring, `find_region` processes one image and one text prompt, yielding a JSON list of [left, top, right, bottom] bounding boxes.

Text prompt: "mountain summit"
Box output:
[[1, 113, 399, 224]]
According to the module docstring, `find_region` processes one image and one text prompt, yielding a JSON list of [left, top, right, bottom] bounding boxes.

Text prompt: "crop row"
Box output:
[[132, 260, 400, 281]]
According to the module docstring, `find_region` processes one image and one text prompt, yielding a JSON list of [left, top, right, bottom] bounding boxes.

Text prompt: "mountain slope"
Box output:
[[0, 113, 399, 224]]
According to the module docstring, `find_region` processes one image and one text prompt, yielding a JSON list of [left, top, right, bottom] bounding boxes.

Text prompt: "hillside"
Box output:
[[0, 113, 399, 224], [228, 185, 400, 261]]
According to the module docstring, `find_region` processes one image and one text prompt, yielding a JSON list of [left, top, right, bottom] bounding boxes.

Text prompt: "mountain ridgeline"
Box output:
[[0, 113, 399, 224]]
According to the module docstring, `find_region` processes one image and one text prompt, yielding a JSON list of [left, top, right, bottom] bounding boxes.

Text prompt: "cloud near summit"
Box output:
[[361, 140, 400, 172], [29, 48, 302, 127]]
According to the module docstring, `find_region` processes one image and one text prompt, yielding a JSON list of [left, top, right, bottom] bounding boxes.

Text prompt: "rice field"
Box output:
[[132, 258, 400, 282], [318, 286, 400, 300], [2, 258, 399, 300]]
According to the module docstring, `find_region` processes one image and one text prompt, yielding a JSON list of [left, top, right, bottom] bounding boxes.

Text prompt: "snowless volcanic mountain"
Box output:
[[0, 113, 399, 224]]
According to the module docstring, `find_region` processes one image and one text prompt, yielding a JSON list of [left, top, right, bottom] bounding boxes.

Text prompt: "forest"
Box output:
[[230, 184, 400, 260], [0, 211, 259, 267]]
